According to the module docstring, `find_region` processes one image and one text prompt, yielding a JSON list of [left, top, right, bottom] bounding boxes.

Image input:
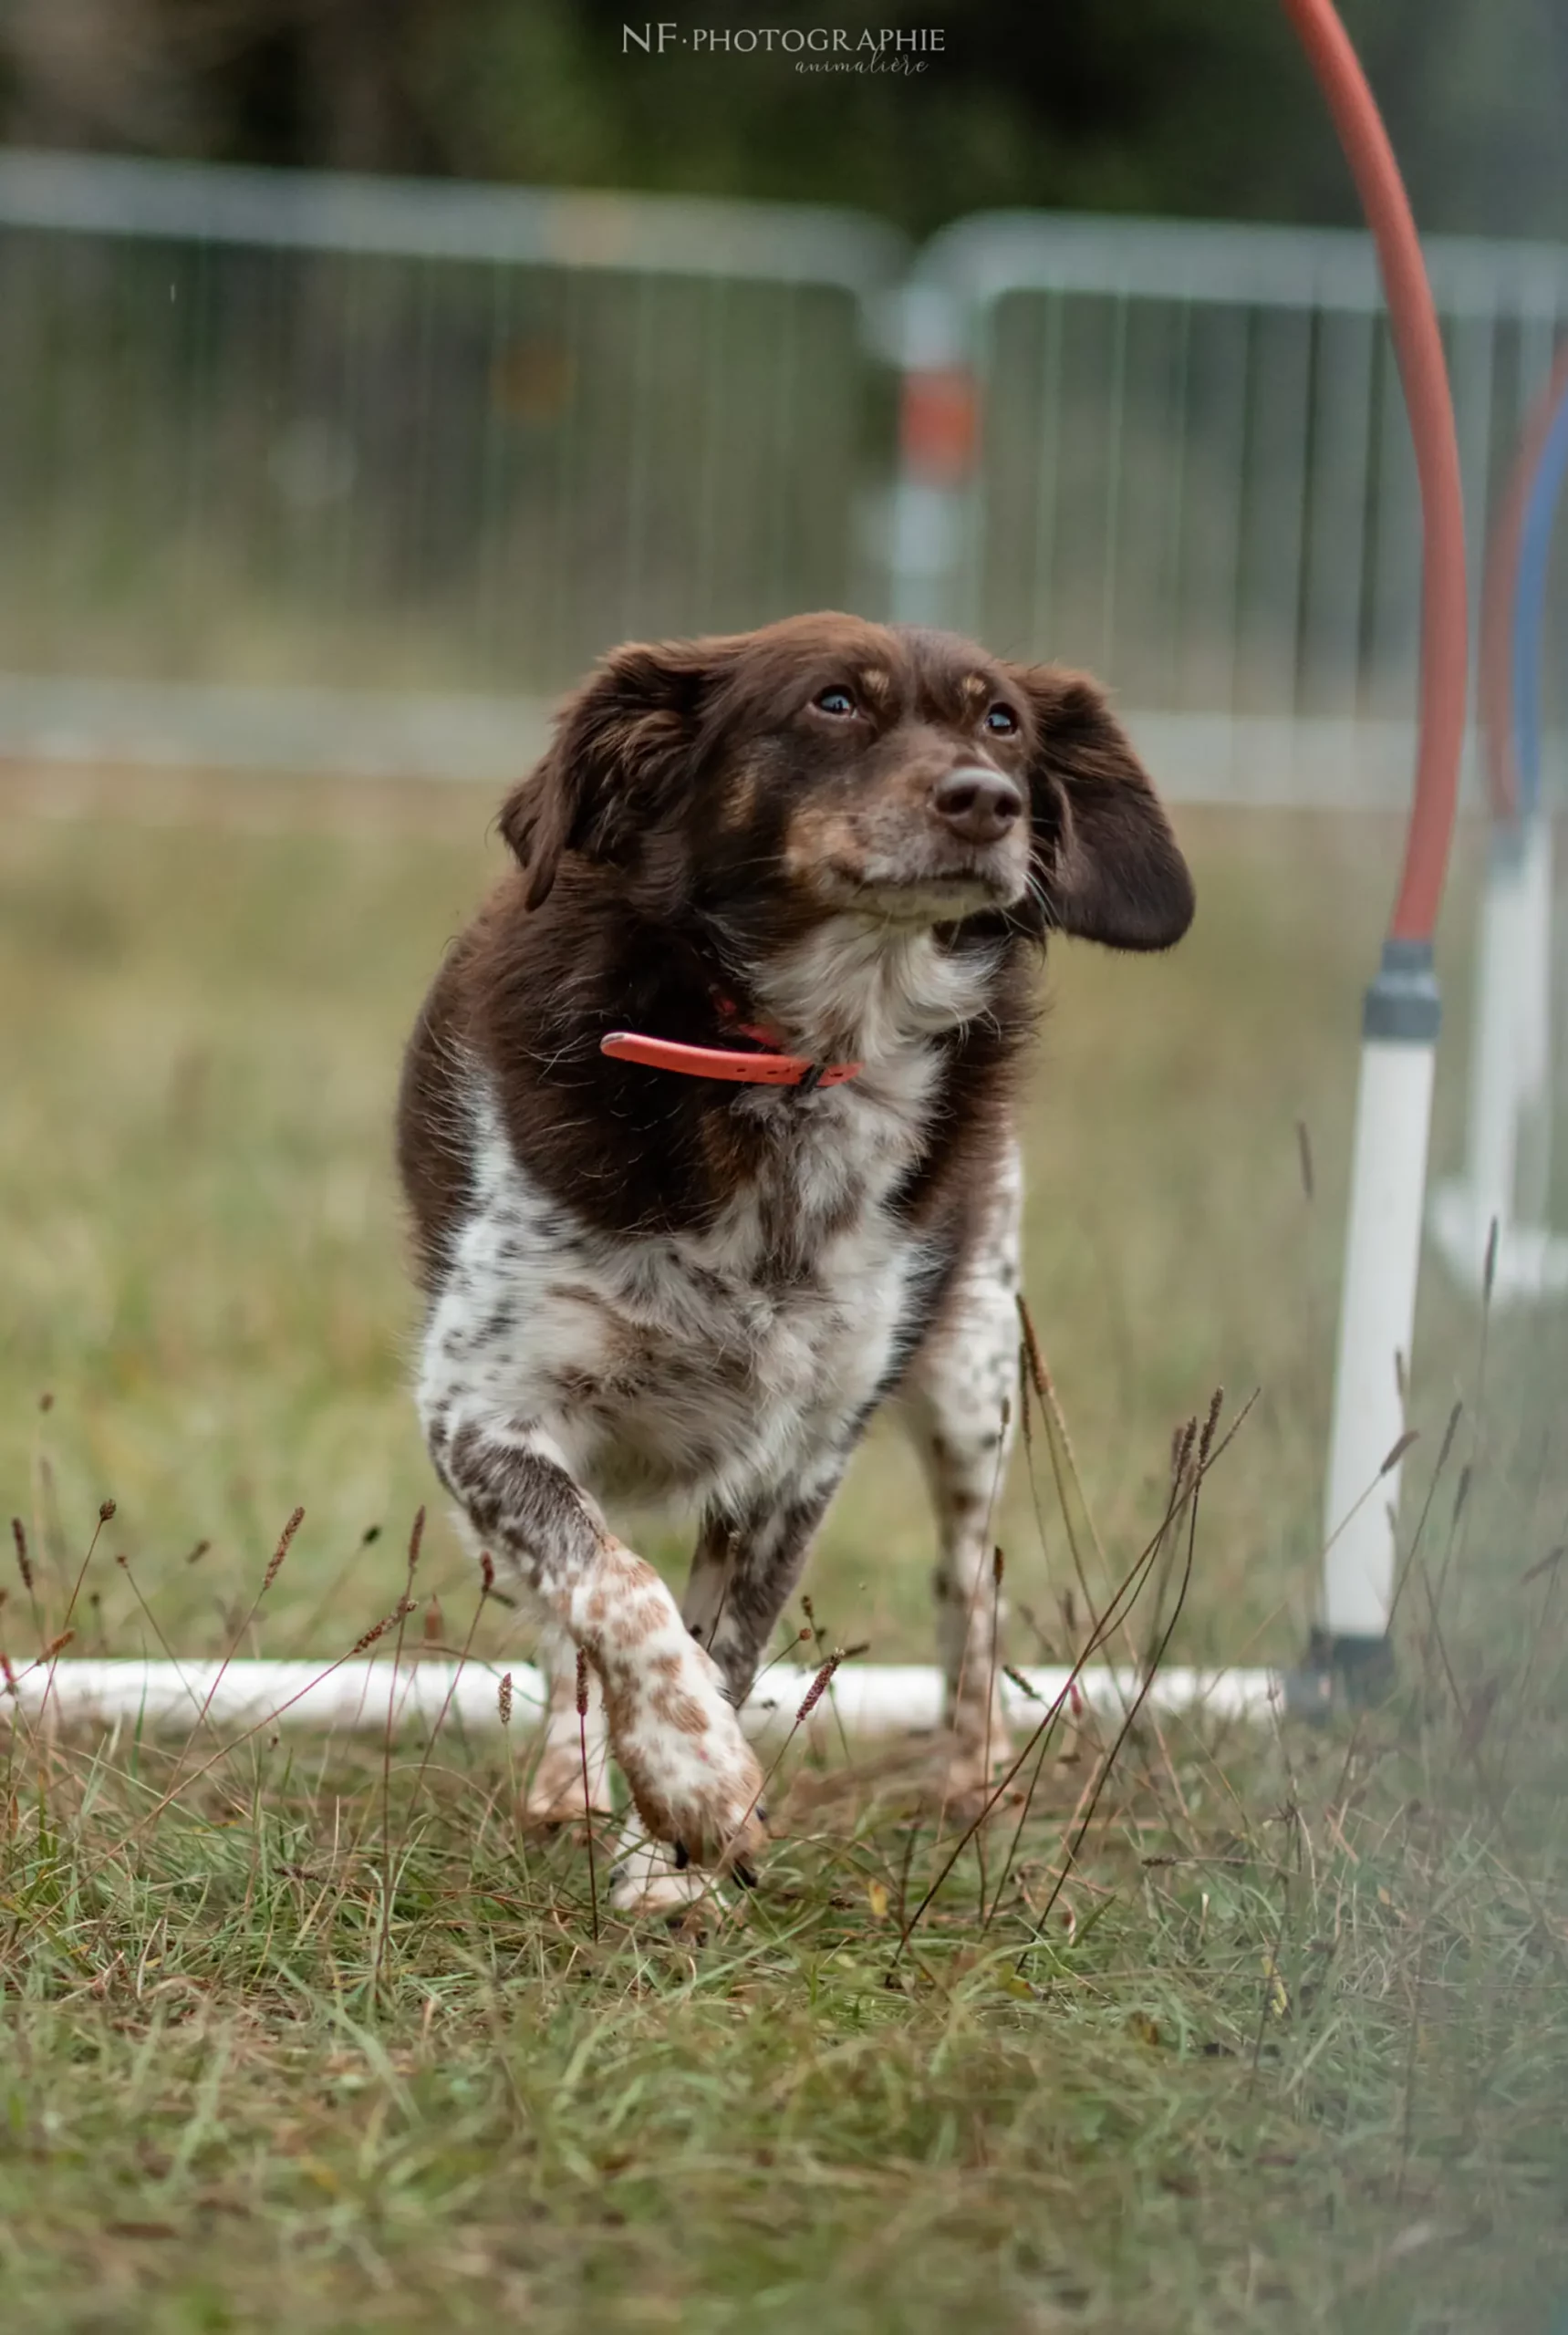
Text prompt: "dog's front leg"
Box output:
[[607, 1464, 849, 1916], [898, 1138, 1023, 1810], [431, 1417, 766, 1874]]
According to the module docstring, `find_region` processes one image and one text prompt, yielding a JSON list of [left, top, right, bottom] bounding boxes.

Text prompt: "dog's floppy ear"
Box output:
[[1012, 666, 1194, 950], [499, 638, 723, 908]]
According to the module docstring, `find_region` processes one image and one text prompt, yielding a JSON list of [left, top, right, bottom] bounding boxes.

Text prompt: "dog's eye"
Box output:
[[984, 703, 1019, 736], [814, 686, 857, 718]]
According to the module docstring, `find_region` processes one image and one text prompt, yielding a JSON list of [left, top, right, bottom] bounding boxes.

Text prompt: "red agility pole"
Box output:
[[1281, 0, 1466, 940], [1280, 0, 1469, 1694]]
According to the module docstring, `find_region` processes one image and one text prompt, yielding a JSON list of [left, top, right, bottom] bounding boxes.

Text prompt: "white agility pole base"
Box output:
[[4, 1659, 1283, 1736], [1428, 1186, 1568, 1302], [1322, 1001, 1437, 1642], [1428, 817, 1568, 1303]]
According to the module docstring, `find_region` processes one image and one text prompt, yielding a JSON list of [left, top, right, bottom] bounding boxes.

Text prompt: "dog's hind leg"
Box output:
[[895, 1132, 1023, 1809], [520, 1616, 614, 1825]]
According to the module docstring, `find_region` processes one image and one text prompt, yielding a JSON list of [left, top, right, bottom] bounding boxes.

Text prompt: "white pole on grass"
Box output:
[[1428, 820, 1568, 1301], [1490, 357, 1568, 1282], [1, 1658, 1283, 1738], [1429, 348, 1568, 1304], [1281, 0, 1469, 1708], [1319, 948, 1440, 1662]]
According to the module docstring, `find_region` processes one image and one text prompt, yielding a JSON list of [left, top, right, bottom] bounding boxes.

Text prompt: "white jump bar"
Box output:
[[4, 1659, 1282, 1736]]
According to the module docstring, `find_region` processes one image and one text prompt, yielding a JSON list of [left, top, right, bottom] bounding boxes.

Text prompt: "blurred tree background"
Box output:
[[0, 0, 1564, 235]]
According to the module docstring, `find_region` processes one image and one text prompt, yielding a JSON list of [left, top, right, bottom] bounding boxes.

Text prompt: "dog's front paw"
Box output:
[[608, 1821, 729, 1918], [607, 1650, 768, 1877], [617, 1727, 767, 1876]]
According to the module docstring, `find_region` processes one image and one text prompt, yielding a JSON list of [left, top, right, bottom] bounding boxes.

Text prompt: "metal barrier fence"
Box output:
[[889, 212, 1568, 803], [0, 150, 904, 778], [2, 152, 1567, 802]]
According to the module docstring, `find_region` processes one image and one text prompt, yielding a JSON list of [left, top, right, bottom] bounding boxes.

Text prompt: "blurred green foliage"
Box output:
[[1, 0, 1566, 237]]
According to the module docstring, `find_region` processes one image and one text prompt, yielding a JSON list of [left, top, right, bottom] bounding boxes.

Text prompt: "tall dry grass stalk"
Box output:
[[897, 1383, 1255, 1968], [376, 1508, 426, 1994], [576, 1649, 600, 1943], [1016, 1298, 1195, 1834]]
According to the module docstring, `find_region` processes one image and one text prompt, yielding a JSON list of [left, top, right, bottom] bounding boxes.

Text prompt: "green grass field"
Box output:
[[2, 781, 1566, 2331]]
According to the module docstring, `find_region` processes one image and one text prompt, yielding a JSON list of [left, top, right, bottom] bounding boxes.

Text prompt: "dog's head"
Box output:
[[500, 613, 1193, 954]]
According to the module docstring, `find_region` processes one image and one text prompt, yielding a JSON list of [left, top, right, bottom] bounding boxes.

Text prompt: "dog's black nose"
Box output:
[[931, 766, 1024, 846]]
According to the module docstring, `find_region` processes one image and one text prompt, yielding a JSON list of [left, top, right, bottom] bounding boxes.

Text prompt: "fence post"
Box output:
[[887, 281, 975, 628], [1429, 350, 1568, 1304]]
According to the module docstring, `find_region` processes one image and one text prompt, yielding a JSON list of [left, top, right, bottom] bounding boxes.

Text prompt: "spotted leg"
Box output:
[[608, 1462, 852, 1915], [426, 1415, 766, 1877], [896, 1135, 1023, 1808], [520, 1617, 613, 1825]]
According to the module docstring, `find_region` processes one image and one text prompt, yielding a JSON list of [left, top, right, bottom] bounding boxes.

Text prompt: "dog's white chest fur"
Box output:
[[418, 922, 998, 1517], [420, 1061, 928, 1512]]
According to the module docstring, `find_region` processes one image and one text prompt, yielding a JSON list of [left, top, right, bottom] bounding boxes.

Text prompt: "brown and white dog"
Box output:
[[396, 612, 1193, 1910]]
